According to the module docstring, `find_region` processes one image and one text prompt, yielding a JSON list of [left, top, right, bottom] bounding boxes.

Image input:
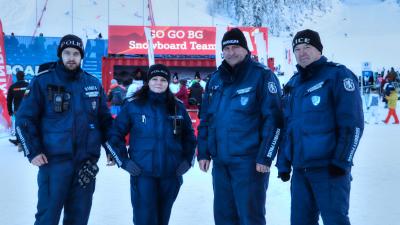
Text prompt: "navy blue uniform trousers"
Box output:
[[212, 161, 269, 225], [35, 160, 95, 225], [130, 176, 182, 225], [291, 168, 351, 225]]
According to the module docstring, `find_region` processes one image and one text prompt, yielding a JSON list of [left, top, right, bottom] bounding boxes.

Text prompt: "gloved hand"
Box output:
[[278, 172, 291, 182], [328, 164, 346, 177], [176, 160, 191, 176], [78, 160, 99, 188], [122, 160, 142, 176]]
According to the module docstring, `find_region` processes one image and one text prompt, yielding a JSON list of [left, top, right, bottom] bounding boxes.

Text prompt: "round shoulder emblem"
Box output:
[[268, 82, 277, 94], [343, 78, 355, 92]]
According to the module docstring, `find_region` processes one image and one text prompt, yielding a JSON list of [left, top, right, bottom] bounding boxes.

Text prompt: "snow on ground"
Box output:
[[1, 115, 400, 224]]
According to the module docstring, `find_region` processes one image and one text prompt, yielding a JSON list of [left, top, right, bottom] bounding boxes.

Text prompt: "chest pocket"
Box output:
[[131, 112, 155, 138], [82, 91, 100, 116], [231, 88, 257, 113], [301, 81, 330, 112]]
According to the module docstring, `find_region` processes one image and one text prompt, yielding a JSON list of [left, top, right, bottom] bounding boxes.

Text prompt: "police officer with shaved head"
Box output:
[[16, 34, 113, 225], [197, 28, 283, 225], [277, 29, 364, 225]]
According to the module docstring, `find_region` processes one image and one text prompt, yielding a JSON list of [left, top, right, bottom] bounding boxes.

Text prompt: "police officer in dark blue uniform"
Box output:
[[16, 34, 113, 225], [276, 29, 364, 225], [106, 64, 196, 225], [197, 28, 283, 225]]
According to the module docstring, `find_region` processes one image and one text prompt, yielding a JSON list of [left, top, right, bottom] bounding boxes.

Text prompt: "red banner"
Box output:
[[0, 19, 12, 127], [108, 26, 267, 56]]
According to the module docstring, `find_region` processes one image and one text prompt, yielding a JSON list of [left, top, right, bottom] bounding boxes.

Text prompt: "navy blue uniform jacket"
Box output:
[[16, 62, 113, 163], [107, 94, 196, 177], [277, 56, 364, 173], [197, 56, 283, 166]]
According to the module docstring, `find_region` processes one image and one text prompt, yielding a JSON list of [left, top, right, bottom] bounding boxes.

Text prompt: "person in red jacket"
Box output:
[[175, 79, 189, 108]]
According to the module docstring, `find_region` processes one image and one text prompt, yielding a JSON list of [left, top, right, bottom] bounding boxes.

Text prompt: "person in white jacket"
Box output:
[[126, 69, 144, 98]]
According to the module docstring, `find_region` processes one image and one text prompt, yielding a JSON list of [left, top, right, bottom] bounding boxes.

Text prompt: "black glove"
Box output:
[[176, 161, 191, 176], [122, 160, 142, 176], [278, 172, 291, 182], [78, 160, 99, 188], [328, 164, 346, 177]]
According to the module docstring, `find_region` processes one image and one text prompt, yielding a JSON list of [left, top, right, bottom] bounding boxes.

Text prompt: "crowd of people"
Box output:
[[2, 27, 396, 225]]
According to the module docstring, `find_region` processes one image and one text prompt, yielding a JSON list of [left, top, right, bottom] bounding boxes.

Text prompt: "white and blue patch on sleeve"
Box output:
[[343, 78, 355, 92], [267, 82, 277, 94]]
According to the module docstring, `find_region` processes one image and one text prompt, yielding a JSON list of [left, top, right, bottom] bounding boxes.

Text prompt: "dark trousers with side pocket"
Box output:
[[291, 167, 351, 225], [130, 176, 182, 225], [35, 160, 95, 225], [212, 161, 269, 225]]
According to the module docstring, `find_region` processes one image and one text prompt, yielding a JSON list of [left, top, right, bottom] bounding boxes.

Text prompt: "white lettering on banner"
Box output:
[[187, 31, 203, 39], [149, 29, 205, 40], [7, 65, 40, 76], [0, 66, 4, 77], [167, 30, 185, 39], [0, 49, 3, 63], [189, 42, 215, 50], [130, 41, 195, 51]]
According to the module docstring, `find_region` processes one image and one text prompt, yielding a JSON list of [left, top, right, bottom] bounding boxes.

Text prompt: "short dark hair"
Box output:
[[16, 71, 25, 81]]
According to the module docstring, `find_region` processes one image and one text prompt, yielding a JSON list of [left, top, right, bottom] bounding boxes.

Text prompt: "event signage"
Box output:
[[108, 26, 268, 56]]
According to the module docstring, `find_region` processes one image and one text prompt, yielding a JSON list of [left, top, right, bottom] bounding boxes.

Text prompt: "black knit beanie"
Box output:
[[57, 34, 85, 58], [147, 64, 171, 83], [292, 29, 323, 53], [221, 28, 249, 52]]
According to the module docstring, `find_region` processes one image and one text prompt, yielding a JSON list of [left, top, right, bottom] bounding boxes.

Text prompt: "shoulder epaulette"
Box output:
[[126, 96, 137, 103], [36, 70, 49, 76], [327, 61, 344, 67], [254, 61, 269, 70], [36, 66, 55, 76], [83, 71, 98, 79]]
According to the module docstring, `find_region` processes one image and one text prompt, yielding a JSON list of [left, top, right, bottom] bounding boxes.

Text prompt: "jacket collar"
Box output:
[[296, 56, 327, 82], [55, 60, 83, 81], [219, 54, 251, 84]]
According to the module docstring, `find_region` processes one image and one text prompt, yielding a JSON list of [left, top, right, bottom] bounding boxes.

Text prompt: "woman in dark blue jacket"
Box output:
[[106, 64, 196, 225]]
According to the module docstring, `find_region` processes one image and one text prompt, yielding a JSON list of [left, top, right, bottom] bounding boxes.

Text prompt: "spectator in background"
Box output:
[[366, 90, 380, 124], [384, 86, 399, 124], [9, 32, 19, 49], [108, 79, 127, 117], [7, 71, 29, 146], [191, 71, 206, 89], [126, 68, 144, 98], [33, 33, 46, 55], [175, 79, 189, 108], [169, 72, 180, 94], [188, 79, 203, 110]]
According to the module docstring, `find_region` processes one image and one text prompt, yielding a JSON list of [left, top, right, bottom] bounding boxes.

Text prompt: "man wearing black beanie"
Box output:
[[15, 34, 113, 225], [198, 28, 283, 225], [277, 29, 364, 225]]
